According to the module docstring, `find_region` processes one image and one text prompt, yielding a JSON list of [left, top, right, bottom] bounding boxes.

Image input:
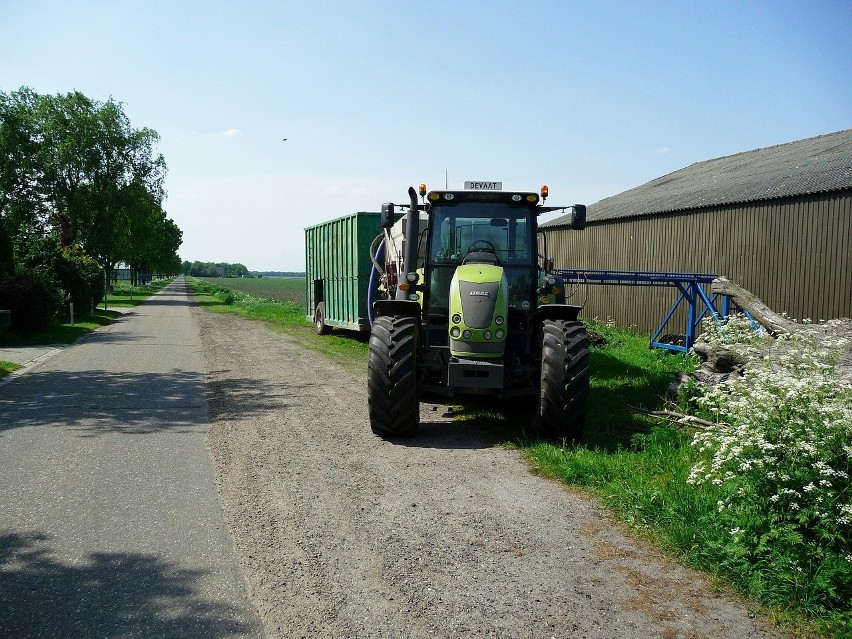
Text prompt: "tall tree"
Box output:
[[0, 88, 49, 245], [1, 87, 182, 309]]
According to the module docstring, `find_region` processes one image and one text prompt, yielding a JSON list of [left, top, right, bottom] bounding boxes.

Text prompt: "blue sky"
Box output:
[[2, 0, 850, 271]]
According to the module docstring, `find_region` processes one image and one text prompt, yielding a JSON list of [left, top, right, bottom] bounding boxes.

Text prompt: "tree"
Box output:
[[0, 87, 182, 318], [63, 97, 169, 277], [0, 88, 51, 244]]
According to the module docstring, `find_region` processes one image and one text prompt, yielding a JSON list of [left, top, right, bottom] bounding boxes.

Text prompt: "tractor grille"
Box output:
[[458, 280, 499, 328]]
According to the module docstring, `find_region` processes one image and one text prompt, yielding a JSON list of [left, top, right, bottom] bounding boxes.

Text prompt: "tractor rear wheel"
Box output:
[[367, 315, 419, 437], [536, 320, 590, 441]]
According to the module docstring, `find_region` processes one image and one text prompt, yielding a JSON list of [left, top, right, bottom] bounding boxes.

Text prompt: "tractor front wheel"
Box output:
[[536, 320, 590, 441], [367, 315, 420, 437]]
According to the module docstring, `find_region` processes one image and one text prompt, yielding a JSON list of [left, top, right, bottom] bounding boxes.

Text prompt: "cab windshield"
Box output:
[[428, 203, 533, 266], [426, 202, 535, 314]]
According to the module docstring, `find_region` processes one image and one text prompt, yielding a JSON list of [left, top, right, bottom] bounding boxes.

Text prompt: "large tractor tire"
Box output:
[[367, 315, 420, 437], [536, 320, 590, 441]]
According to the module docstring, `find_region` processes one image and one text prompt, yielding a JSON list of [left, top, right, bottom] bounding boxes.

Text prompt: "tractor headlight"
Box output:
[[452, 313, 461, 324], [408, 293, 419, 301], [483, 330, 492, 340], [462, 329, 472, 340], [495, 316, 504, 325], [450, 326, 460, 338], [496, 329, 505, 339]]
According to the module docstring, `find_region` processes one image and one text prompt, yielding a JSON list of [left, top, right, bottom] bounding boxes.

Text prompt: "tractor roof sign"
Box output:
[[464, 181, 502, 190]]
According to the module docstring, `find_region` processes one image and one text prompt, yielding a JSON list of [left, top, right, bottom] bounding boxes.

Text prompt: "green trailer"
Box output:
[[305, 211, 382, 334]]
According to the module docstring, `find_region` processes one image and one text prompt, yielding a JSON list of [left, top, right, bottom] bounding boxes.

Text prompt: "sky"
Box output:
[[1, 0, 850, 271]]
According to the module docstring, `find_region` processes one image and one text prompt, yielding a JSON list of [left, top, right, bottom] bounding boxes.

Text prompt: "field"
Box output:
[[197, 277, 304, 306]]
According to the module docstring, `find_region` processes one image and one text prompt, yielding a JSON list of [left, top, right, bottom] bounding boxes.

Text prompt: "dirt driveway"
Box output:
[[197, 308, 788, 639]]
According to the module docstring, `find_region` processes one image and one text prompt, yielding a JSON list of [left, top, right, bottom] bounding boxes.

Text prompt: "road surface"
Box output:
[[0, 278, 263, 639]]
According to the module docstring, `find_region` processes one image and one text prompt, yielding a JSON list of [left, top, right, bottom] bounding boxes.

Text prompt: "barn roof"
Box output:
[[545, 128, 852, 227]]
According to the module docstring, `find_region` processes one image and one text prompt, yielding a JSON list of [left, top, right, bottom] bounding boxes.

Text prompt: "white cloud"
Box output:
[[222, 128, 241, 138], [656, 146, 671, 154]]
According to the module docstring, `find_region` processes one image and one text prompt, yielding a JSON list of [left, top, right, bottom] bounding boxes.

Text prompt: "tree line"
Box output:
[[182, 261, 251, 278], [0, 87, 182, 331], [180, 262, 305, 278]]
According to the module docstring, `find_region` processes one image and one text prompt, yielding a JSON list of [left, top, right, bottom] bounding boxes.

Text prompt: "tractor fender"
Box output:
[[533, 304, 583, 323], [373, 299, 422, 320]]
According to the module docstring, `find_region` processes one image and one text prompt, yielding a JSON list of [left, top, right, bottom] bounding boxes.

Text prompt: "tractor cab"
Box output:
[[423, 192, 537, 318]]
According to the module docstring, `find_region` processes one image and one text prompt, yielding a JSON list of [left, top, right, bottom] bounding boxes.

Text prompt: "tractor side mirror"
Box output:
[[570, 204, 586, 230], [381, 202, 395, 229]]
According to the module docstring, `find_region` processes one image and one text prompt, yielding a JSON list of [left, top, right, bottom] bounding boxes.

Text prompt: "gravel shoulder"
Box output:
[[197, 307, 790, 639]]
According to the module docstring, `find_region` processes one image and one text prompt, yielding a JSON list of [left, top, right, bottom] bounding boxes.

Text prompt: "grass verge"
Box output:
[[0, 311, 120, 347], [0, 360, 20, 377]]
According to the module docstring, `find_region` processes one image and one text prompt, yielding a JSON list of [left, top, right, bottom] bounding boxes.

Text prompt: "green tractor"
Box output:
[[368, 183, 589, 439]]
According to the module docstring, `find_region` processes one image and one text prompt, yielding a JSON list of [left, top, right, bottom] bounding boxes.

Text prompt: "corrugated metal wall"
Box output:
[[544, 189, 852, 333]]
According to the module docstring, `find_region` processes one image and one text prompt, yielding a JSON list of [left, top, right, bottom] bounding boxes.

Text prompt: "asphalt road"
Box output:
[[0, 278, 263, 639]]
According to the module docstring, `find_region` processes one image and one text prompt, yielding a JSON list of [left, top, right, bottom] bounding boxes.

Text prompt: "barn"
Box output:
[[542, 129, 852, 336]]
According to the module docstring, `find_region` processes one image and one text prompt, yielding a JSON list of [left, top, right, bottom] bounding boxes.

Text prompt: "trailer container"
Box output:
[[305, 211, 382, 333]]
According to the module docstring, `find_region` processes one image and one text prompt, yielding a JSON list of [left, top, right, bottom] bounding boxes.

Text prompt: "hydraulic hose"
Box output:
[[369, 232, 384, 274]]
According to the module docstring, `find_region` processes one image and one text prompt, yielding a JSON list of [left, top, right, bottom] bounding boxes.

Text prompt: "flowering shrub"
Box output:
[[688, 320, 851, 621], [697, 312, 769, 347]]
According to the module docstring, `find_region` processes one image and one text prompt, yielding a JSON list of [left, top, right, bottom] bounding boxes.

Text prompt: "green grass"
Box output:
[[0, 360, 20, 377], [0, 310, 121, 347], [196, 276, 304, 305]]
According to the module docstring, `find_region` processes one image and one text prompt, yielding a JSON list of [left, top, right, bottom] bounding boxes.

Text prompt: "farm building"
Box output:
[[543, 129, 852, 335]]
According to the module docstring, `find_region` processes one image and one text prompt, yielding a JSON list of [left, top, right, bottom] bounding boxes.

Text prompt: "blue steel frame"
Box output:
[[554, 269, 749, 352]]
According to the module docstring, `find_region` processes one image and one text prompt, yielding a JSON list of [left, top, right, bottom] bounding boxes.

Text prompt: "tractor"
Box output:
[[367, 182, 588, 439]]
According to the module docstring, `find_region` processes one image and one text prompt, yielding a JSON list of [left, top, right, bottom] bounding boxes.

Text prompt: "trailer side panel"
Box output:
[[305, 212, 381, 331]]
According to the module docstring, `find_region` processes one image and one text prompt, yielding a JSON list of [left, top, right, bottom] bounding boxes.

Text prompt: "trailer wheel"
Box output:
[[536, 320, 590, 442], [367, 315, 419, 437], [314, 302, 332, 335]]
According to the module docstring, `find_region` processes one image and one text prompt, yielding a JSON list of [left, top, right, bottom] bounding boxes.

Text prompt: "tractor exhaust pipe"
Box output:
[[395, 186, 421, 301]]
